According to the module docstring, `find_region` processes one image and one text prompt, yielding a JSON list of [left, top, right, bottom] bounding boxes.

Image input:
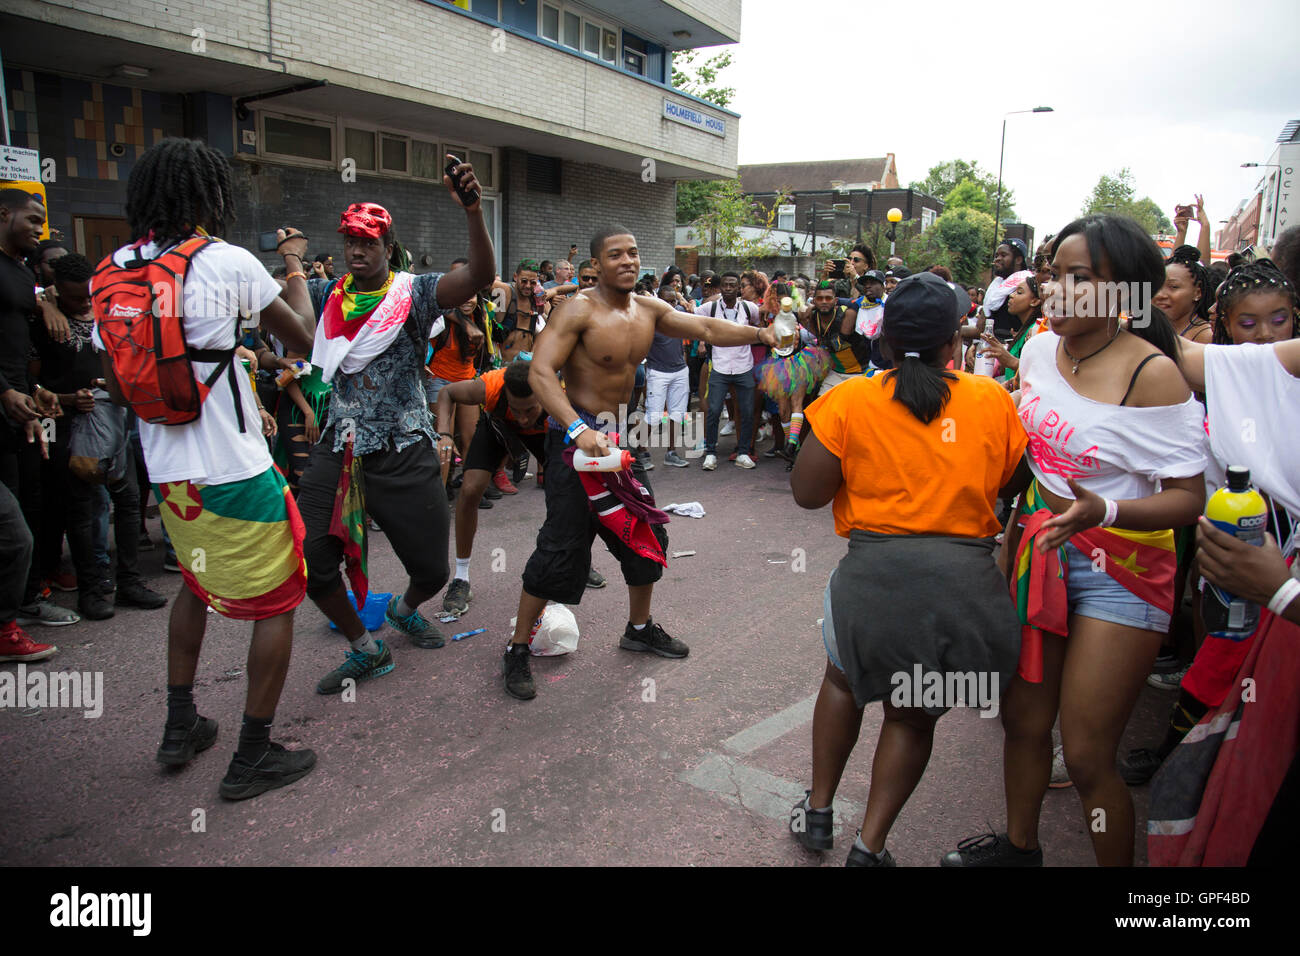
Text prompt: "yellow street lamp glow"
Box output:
[[887, 208, 903, 223]]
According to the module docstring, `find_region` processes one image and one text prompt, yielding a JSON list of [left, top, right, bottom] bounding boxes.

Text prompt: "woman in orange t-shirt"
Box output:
[[427, 295, 488, 483], [788, 272, 1030, 866]]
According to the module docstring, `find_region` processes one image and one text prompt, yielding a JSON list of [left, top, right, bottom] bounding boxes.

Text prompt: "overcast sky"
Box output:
[[719, 0, 1299, 247]]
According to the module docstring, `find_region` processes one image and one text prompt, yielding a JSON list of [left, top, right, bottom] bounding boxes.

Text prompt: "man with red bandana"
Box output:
[[297, 160, 497, 696]]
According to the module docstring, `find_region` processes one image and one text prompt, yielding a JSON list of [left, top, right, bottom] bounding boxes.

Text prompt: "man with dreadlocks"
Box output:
[[91, 138, 319, 800], [299, 161, 495, 697]]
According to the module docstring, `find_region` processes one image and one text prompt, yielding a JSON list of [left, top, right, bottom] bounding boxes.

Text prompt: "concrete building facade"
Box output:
[[1, 0, 741, 276]]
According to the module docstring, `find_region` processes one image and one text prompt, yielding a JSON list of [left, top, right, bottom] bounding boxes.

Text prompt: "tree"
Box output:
[[671, 49, 735, 109], [1080, 168, 1173, 235], [676, 179, 728, 224], [688, 178, 788, 266], [931, 208, 996, 286], [943, 178, 991, 215], [911, 159, 1015, 222]]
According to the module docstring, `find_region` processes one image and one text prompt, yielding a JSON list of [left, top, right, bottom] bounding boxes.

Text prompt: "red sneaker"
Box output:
[[493, 470, 518, 495], [0, 621, 58, 662]]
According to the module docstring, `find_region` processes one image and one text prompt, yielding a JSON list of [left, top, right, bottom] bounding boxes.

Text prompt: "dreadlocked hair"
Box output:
[[1166, 246, 1213, 323], [126, 138, 233, 247], [1211, 258, 1299, 344], [380, 229, 411, 273]]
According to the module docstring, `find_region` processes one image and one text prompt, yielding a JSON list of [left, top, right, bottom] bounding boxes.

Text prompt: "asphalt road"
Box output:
[[0, 434, 1171, 866]]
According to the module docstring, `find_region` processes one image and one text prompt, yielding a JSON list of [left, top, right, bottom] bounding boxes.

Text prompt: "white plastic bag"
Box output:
[[510, 603, 580, 656]]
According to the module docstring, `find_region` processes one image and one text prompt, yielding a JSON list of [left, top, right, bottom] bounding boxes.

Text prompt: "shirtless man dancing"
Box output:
[[502, 226, 779, 700]]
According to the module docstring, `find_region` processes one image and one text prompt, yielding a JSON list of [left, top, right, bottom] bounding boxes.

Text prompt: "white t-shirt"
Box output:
[[1205, 341, 1300, 520], [92, 239, 282, 486], [695, 298, 756, 374], [1017, 331, 1207, 501]]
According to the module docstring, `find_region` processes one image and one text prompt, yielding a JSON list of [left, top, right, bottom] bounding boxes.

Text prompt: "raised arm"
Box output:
[[436, 157, 495, 308], [1194, 194, 1212, 266]]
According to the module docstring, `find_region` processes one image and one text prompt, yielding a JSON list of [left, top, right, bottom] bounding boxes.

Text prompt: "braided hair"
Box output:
[[1166, 245, 1213, 323], [1211, 258, 1299, 343], [126, 138, 233, 247]]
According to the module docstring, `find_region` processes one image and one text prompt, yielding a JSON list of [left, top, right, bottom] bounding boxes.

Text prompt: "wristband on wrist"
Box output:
[[1267, 578, 1300, 617], [285, 270, 307, 281], [566, 419, 588, 444], [1099, 498, 1119, 528]]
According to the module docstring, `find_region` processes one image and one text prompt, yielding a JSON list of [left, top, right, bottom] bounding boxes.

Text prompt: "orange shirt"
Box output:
[[481, 367, 545, 435], [804, 371, 1028, 538], [427, 327, 476, 382]]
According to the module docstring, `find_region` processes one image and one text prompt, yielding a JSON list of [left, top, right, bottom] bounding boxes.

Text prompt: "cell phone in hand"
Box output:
[[1175, 205, 1193, 219], [444, 155, 480, 207], [258, 231, 280, 252], [829, 258, 847, 279]]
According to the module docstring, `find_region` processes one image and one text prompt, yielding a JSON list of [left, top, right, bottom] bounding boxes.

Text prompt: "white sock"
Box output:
[[455, 558, 470, 582], [631, 621, 647, 631], [350, 633, 379, 654], [854, 834, 883, 859]]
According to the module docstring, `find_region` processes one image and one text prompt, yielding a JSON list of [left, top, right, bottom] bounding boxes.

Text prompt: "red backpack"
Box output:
[[92, 236, 247, 431]]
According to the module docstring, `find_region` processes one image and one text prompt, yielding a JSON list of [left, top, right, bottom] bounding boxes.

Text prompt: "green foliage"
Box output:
[[676, 179, 727, 224], [688, 178, 789, 267], [671, 49, 736, 109], [932, 208, 996, 286], [911, 159, 1015, 222], [943, 178, 991, 215], [1079, 168, 1173, 235]]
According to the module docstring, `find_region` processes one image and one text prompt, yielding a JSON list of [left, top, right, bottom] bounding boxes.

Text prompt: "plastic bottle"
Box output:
[[772, 296, 798, 357], [973, 317, 997, 377], [1202, 465, 1269, 639], [275, 359, 311, 388], [573, 448, 634, 472]]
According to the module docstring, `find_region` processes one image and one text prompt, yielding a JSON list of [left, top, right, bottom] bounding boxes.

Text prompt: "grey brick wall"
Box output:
[[505, 153, 676, 279]]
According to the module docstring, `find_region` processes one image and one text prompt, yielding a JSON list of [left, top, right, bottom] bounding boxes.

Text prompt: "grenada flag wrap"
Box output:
[[329, 438, 369, 604], [1012, 480, 1176, 682], [154, 467, 307, 620]]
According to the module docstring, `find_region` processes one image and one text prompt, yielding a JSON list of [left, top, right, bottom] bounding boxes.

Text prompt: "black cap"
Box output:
[[947, 282, 972, 320], [859, 269, 886, 285], [885, 266, 912, 280], [882, 272, 960, 350], [1000, 237, 1029, 261]]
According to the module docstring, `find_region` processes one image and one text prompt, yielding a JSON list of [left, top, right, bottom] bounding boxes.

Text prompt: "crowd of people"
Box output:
[[1, 137, 1297, 866]]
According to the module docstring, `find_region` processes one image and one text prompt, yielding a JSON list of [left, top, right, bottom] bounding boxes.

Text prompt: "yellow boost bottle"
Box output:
[[1202, 466, 1269, 639]]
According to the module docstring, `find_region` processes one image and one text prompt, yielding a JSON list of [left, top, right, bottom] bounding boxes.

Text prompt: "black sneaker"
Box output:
[[77, 589, 115, 621], [483, 483, 503, 500], [513, 453, 529, 484], [1120, 747, 1164, 786], [117, 581, 168, 610], [1150, 650, 1182, 675], [443, 578, 472, 615], [940, 832, 1042, 867], [316, 641, 395, 694], [791, 791, 834, 850], [218, 742, 317, 801], [503, 643, 536, 700], [478, 496, 494, 509], [586, 569, 606, 589], [156, 715, 219, 767], [618, 617, 688, 659], [846, 842, 897, 867]]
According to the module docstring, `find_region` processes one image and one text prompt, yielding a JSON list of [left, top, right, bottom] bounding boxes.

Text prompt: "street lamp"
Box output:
[[993, 106, 1053, 262], [886, 207, 902, 256], [1242, 162, 1283, 244]]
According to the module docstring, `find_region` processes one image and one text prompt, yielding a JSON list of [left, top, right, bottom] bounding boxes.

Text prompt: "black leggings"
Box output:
[[297, 430, 450, 601]]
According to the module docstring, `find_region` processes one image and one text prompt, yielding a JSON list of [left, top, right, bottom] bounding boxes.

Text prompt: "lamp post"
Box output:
[[992, 106, 1053, 262], [886, 207, 902, 257], [1242, 162, 1283, 245]]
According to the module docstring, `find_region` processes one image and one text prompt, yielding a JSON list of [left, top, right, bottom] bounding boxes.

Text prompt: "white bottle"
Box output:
[[772, 297, 798, 357], [973, 318, 997, 377], [573, 448, 633, 472]]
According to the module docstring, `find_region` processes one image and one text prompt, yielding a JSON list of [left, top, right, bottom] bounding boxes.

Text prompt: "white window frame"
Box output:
[[539, 2, 618, 64], [921, 207, 937, 232], [258, 109, 335, 169], [777, 204, 796, 232], [255, 110, 498, 191]]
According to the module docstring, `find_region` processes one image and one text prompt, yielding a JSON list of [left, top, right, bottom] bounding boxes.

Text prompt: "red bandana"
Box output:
[[338, 202, 392, 239]]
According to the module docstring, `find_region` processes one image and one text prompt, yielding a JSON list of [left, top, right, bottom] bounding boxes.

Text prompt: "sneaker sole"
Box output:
[[219, 754, 317, 801], [618, 636, 689, 659], [316, 660, 396, 695], [442, 590, 473, 615], [16, 615, 80, 627], [156, 725, 219, 767], [586, 579, 607, 589], [0, 647, 59, 663], [793, 827, 834, 851]]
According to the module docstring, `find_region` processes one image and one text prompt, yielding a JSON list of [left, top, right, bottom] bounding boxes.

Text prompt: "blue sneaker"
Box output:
[[316, 640, 395, 695], [385, 596, 445, 648]]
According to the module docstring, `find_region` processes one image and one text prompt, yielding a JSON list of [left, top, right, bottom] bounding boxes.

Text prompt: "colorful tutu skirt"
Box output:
[[758, 347, 831, 398]]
